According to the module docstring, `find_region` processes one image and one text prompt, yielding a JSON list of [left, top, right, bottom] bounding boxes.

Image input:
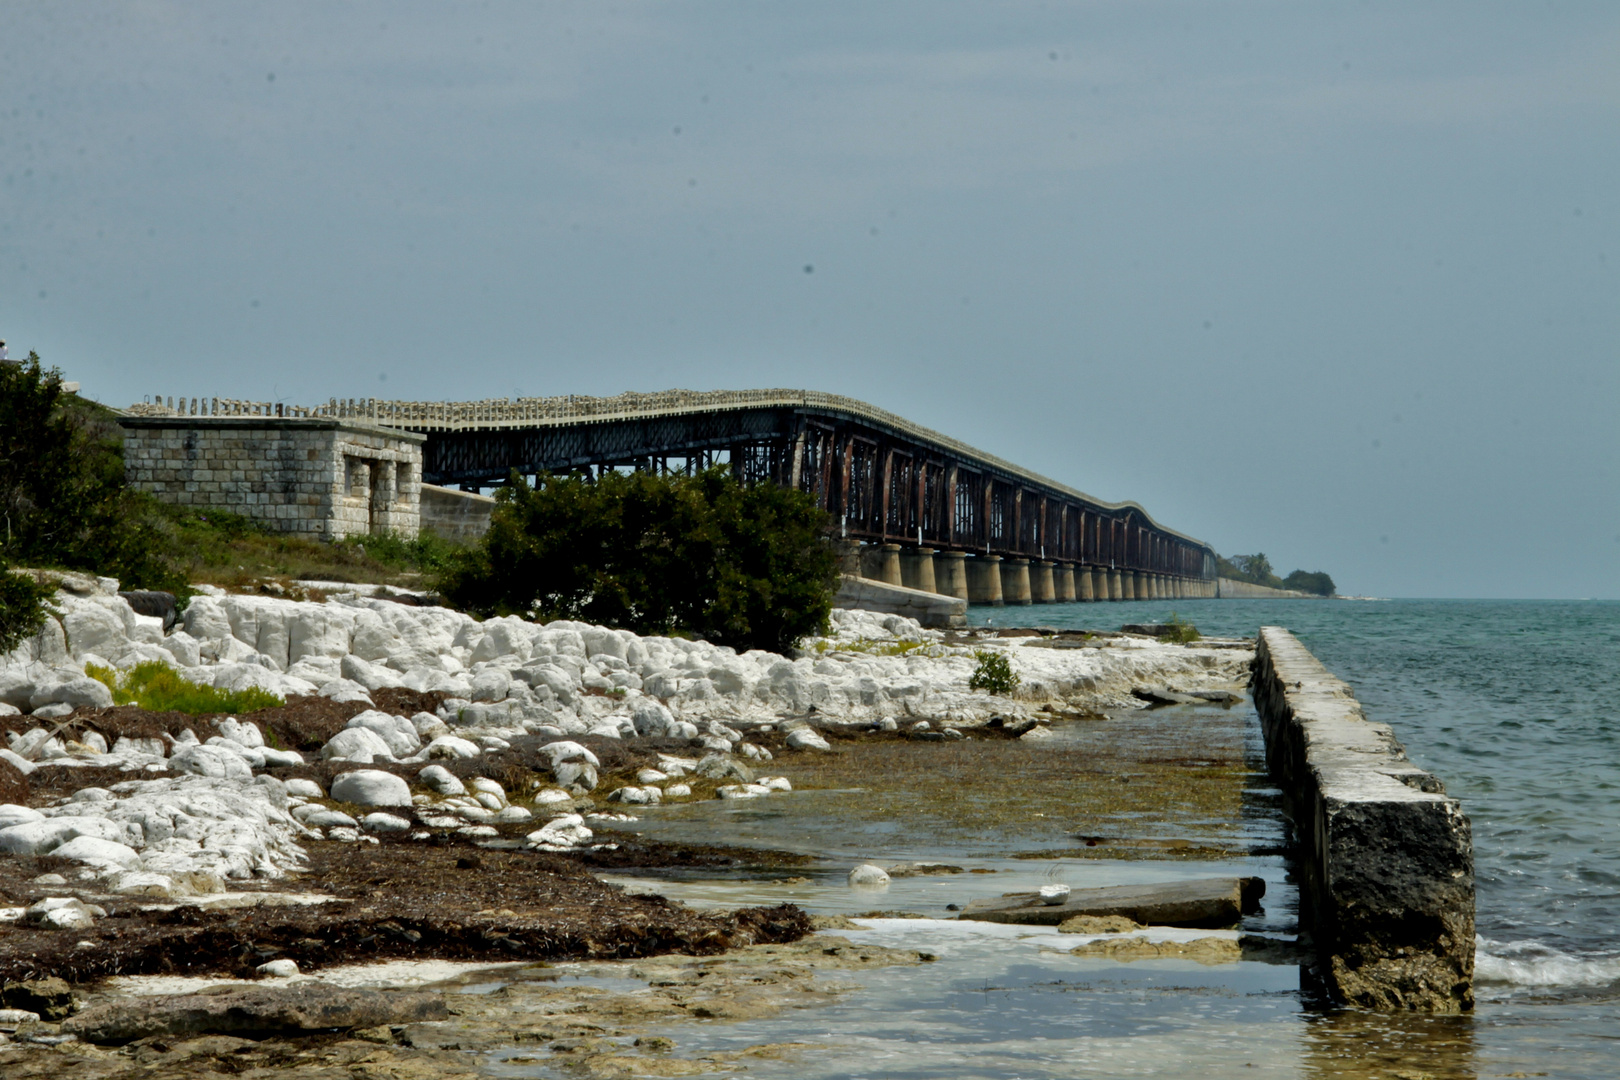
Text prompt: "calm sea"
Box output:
[[513, 598, 1620, 1079]]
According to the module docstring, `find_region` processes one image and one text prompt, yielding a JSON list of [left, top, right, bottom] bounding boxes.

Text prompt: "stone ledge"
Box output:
[[1252, 626, 1474, 1012], [833, 575, 966, 629]]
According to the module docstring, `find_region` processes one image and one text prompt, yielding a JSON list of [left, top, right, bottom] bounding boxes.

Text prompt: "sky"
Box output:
[[2, 2, 1616, 599]]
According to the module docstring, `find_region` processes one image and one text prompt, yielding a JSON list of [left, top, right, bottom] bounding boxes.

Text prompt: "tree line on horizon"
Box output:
[[1216, 552, 1336, 596]]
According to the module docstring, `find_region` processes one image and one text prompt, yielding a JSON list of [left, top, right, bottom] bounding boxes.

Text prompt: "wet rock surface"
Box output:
[[63, 983, 450, 1043]]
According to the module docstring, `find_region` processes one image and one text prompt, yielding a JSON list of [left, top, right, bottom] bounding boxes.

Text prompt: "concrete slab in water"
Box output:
[[957, 875, 1265, 928]]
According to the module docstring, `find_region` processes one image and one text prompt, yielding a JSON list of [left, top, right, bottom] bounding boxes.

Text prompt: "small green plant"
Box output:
[[86, 660, 284, 714], [1162, 613, 1201, 644], [813, 638, 933, 658], [968, 650, 1021, 696]]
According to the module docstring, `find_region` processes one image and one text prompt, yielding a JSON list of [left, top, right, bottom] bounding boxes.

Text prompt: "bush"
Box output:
[[439, 467, 840, 655], [1282, 569, 1336, 596], [968, 650, 1021, 696], [85, 660, 284, 714], [0, 354, 184, 592], [1162, 612, 1201, 644], [0, 557, 56, 655]]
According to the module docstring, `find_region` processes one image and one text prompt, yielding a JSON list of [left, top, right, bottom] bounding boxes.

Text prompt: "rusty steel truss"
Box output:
[[126, 388, 1217, 580]]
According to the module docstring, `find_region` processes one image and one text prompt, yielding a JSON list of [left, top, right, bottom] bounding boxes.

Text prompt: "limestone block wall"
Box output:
[[120, 417, 425, 540], [420, 483, 496, 543]]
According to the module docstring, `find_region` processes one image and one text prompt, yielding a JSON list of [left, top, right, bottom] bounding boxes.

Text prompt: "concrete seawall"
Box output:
[[420, 483, 495, 543], [1218, 577, 1311, 599], [1251, 627, 1475, 1012]]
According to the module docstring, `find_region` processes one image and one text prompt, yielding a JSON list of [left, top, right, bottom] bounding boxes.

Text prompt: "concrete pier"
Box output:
[[966, 555, 1004, 606], [1252, 627, 1475, 1012], [1107, 569, 1122, 601], [900, 547, 937, 594], [1032, 560, 1056, 604], [1077, 567, 1096, 601], [935, 551, 969, 601], [1002, 558, 1033, 605], [1054, 564, 1076, 602]]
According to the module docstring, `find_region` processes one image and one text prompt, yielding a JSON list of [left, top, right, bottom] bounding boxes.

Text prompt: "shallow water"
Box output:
[[515, 599, 1619, 1078]]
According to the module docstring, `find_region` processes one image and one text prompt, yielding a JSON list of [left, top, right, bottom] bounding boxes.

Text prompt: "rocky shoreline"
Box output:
[[0, 573, 1253, 1063]]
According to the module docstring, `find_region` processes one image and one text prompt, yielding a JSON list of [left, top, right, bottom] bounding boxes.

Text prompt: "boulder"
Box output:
[[848, 864, 891, 887], [423, 734, 482, 760], [169, 743, 254, 779], [343, 711, 421, 758], [49, 836, 142, 870], [694, 753, 754, 783], [62, 983, 450, 1043], [526, 814, 592, 850], [416, 764, 465, 796], [0, 977, 75, 1021], [785, 727, 832, 752], [0, 816, 122, 856], [330, 770, 413, 808], [283, 778, 324, 799], [321, 726, 397, 764], [360, 813, 411, 833]]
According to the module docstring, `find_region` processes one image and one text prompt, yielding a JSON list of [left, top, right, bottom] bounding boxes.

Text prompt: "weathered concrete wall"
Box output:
[[1218, 577, 1310, 599], [1252, 626, 1474, 1012], [420, 483, 495, 543], [833, 575, 967, 629], [120, 417, 424, 540]]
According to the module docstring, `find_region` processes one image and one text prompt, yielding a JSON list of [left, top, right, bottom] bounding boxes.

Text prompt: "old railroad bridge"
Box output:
[[123, 388, 1217, 604]]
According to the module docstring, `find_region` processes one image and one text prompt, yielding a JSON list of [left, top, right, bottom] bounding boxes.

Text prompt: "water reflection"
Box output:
[[1301, 1008, 1476, 1080]]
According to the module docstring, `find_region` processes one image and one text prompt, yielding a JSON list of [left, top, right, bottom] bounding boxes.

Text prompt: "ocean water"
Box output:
[[505, 599, 1619, 1078], [970, 597, 1620, 1075]]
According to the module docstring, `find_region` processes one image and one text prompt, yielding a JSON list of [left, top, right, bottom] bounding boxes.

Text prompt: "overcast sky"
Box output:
[[3, 2, 1616, 598]]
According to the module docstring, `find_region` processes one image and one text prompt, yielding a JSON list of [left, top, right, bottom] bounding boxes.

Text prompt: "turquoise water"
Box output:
[[501, 599, 1619, 1078]]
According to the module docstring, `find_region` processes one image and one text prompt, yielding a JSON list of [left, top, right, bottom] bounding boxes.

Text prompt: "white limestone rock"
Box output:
[[330, 769, 412, 808], [343, 710, 422, 758], [848, 864, 891, 887], [321, 726, 397, 764], [526, 814, 592, 850], [284, 778, 324, 799], [417, 764, 466, 796], [360, 812, 412, 834], [785, 727, 832, 752], [423, 734, 482, 760]]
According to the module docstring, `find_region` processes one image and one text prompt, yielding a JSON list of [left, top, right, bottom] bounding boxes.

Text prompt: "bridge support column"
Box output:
[[936, 552, 969, 600], [900, 547, 937, 594], [1002, 558, 1032, 605], [1122, 571, 1138, 601], [1032, 560, 1056, 604], [966, 555, 1004, 606], [1054, 564, 1076, 602], [876, 544, 903, 587], [1107, 569, 1122, 601], [1151, 574, 1163, 599], [1077, 567, 1095, 601]]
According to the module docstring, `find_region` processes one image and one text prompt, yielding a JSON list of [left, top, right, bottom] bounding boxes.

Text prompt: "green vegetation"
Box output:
[[812, 637, 935, 658], [0, 557, 57, 654], [1161, 612, 1201, 644], [0, 354, 184, 593], [440, 467, 840, 655], [968, 650, 1021, 695], [1216, 551, 1335, 596], [1282, 569, 1336, 597], [85, 660, 284, 714], [156, 505, 461, 591]]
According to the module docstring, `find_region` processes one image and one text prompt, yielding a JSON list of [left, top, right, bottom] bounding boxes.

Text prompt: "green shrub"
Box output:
[[1162, 612, 1201, 644], [0, 558, 56, 654], [86, 660, 284, 714], [1282, 569, 1336, 596], [0, 354, 185, 593], [439, 467, 839, 655], [968, 650, 1021, 695]]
